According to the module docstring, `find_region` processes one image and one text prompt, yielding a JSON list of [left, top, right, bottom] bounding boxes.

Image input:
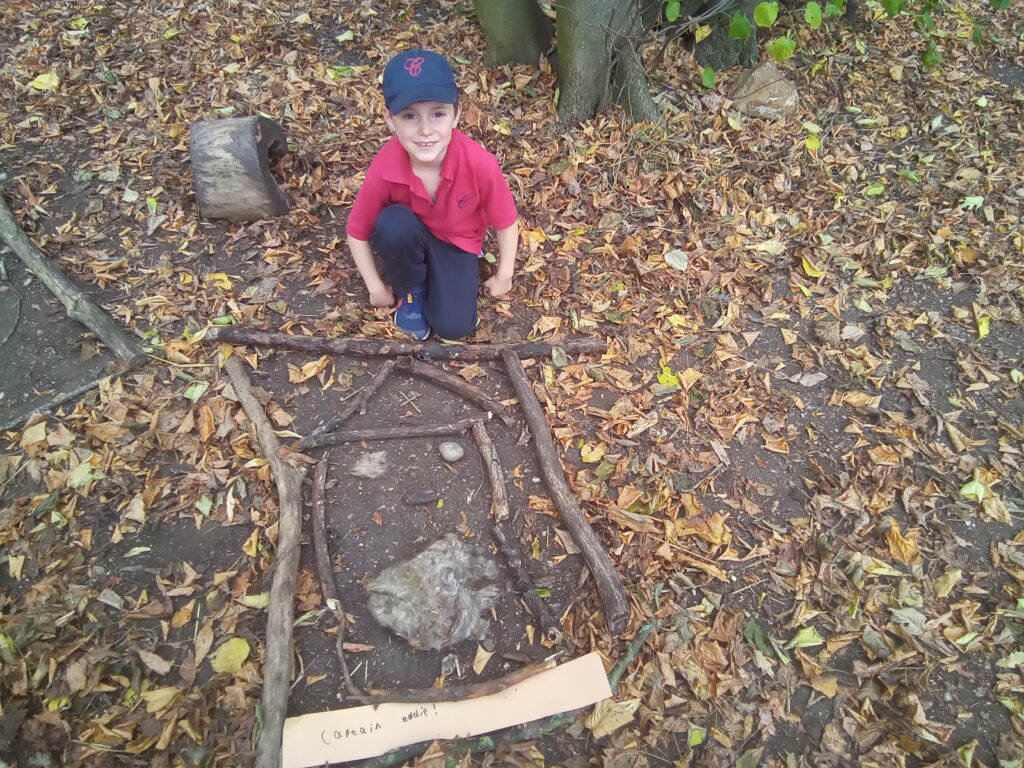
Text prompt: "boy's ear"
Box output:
[[453, 103, 462, 127], [383, 108, 396, 132]]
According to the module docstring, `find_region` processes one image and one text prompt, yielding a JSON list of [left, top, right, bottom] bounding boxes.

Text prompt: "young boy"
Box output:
[[346, 49, 520, 341]]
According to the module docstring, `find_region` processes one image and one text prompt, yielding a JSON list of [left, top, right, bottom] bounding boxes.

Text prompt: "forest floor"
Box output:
[[1, 1, 1023, 767]]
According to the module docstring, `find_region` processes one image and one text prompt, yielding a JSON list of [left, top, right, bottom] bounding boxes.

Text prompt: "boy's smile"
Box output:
[[384, 101, 461, 171]]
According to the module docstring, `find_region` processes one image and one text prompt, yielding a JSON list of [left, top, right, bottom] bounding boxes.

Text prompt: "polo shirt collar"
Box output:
[[380, 130, 463, 185]]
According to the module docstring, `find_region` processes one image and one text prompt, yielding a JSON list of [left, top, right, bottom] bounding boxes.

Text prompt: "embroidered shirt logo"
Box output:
[[456, 193, 472, 209], [403, 57, 424, 77]]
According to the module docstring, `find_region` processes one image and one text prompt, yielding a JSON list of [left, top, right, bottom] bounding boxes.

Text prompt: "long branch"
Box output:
[[225, 357, 307, 768], [298, 359, 396, 449], [0, 185, 146, 367], [206, 326, 605, 361], [300, 417, 482, 450], [502, 351, 630, 635]]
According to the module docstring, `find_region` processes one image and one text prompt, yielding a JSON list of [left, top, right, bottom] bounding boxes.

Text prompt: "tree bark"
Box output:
[[555, 0, 658, 123], [695, 0, 759, 71], [0, 186, 147, 368], [225, 357, 307, 768], [206, 326, 606, 361], [501, 351, 630, 635], [474, 0, 553, 66]]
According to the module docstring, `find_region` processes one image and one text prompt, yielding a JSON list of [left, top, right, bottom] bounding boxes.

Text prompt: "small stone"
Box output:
[[438, 441, 464, 463]]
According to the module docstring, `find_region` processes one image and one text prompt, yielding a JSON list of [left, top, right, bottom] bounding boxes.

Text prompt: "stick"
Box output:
[[501, 351, 630, 636], [300, 417, 482, 450], [224, 357, 307, 768], [207, 326, 606, 361], [354, 658, 557, 705], [310, 460, 360, 698], [0, 371, 128, 432], [0, 186, 147, 367], [471, 422, 562, 643], [298, 359, 396, 449], [397, 357, 515, 427], [349, 619, 660, 768]]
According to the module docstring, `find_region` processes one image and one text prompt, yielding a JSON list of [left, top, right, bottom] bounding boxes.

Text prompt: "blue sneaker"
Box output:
[[394, 285, 430, 340]]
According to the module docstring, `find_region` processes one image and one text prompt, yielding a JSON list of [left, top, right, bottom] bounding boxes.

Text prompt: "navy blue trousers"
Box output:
[[370, 205, 479, 340]]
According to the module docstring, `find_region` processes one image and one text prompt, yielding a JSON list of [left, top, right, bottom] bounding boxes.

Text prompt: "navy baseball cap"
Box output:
[[382, 49, 458, 114]]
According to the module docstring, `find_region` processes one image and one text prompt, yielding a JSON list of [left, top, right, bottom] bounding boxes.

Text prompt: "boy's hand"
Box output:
[[369, 285, 396, 307], [484, 272, 513, 298]]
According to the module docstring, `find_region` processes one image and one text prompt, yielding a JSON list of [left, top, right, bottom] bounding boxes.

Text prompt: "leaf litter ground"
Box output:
[[1, 1, 1023, 766]]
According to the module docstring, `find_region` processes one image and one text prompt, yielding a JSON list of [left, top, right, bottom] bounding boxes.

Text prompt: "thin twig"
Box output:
[[397, 357, 515, 427], [300, 417, 484, 450], [298, 359, 397, 449]]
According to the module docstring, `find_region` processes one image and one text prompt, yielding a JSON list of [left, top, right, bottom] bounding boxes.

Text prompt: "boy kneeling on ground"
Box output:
[[346, 49, 520, 341]]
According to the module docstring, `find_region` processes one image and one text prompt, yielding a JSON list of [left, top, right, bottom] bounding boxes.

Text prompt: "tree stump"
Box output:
[[188, 116, 289, 222]]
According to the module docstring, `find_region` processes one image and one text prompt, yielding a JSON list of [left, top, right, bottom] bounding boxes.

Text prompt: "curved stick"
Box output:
[[298, 359, 396, 449], [397, 357, 515, 427]]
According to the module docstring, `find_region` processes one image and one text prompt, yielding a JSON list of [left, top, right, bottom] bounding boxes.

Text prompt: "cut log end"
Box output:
[[189, 116, 289, 222]]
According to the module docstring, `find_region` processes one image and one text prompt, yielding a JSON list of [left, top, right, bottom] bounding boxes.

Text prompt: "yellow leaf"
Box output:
[[20, 421, 47, 448], [170, 599, 195, 630], [584, 698, 639, 739], [754, 239, 787, 256], [580, 443, 606, 463], [657, 358, 680, 388], [239, 592, 270, 609], [30, 72, 61, 91], [934, 568, 961, 598], [694, 24, 712, 42], [8, 555, 25, 580], [288, 356, 331, 383], [679, 368, 703, 390], [810, 675, 839, 697], [242, 529, 260, 558], [976, 314, 990, 339], [205, 272, 233, 290], [141, 686, 180, 714], [801, 255, 824, 278], [885, 521, 919, 564], [211, 637, 251, 674]]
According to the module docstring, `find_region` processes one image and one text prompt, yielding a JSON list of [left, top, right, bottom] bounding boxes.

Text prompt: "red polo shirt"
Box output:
[[346, 129, 518, 254]]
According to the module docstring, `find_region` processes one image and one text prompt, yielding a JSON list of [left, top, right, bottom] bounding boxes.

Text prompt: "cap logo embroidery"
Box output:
[[403, 57, 424, 77]]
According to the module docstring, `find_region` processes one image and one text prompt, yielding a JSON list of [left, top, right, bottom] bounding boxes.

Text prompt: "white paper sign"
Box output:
[[281, 652, 612, 767]]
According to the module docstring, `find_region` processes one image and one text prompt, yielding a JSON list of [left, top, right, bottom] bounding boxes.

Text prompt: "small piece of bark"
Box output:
[[225, 357, 306, 768], [397, 357, 514, 426], [502, 351, 630, 636], [310, 460, 360, 697], [298, 359, 396, 449], [207, 326, 605, 361], [472, 422, 562, 642], [0, 186, 146, 367], [301, 417, 482, 450]]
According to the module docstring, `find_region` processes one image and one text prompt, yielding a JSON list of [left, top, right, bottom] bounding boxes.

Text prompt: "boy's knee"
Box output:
[[431, 316, 476, 341], [372, 205, 420, 246]]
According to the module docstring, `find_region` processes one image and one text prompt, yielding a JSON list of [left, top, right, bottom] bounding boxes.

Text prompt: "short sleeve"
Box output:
[[346, 156, 390, 241], [478, 154, 518, 230]]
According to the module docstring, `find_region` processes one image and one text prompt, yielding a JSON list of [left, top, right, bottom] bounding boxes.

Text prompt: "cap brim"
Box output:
[[387, 84, 458, 115]]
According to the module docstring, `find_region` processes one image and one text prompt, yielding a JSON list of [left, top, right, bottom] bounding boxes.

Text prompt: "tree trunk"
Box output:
[[554, 0, 659, 123], [474, 0, 553, 66], [695, 0, 759, 71]]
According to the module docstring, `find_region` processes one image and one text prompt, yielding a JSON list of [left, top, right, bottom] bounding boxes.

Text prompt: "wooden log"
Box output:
[[224, 357, 307, 768], [298, 359, 396, 450], [0, 186, 147, 367], [302, 417, 482, 450], [471, 422, 562, 643], [206, 326, 606, 361], [396, 357, 515, 427], [310, 460, 360, 697], [501, 351, 630, 635], [188, 117, 289, 222]]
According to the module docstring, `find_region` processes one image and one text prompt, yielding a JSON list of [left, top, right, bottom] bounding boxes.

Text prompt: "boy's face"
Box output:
[[384, 100, 461, 169]]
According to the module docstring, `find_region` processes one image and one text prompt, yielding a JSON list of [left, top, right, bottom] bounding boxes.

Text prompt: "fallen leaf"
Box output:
[[211, 637, 250, 675]]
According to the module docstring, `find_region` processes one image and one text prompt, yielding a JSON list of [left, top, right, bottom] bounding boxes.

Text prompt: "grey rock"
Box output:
[[366, 534, 500, 650], [349, 451, 387, 479], [438, 441, 464, 463], [732, 62, 799, 118]]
